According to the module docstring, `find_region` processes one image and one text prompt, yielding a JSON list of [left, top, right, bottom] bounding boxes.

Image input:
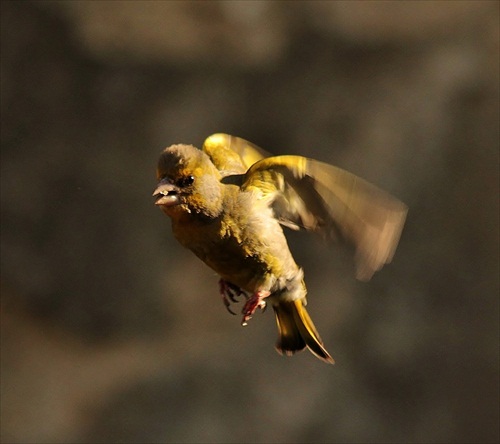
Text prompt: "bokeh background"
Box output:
[[1, 1, 498, 443]]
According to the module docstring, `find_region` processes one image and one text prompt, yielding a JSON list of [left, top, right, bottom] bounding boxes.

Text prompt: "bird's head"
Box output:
[[153, 144, 223, 219]]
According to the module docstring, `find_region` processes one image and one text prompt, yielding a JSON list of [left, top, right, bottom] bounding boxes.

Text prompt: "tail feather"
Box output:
[[273, 299, 334, 364]]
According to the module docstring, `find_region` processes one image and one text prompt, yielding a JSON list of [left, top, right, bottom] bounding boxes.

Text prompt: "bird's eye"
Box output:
[[177, 176, 195, 187]]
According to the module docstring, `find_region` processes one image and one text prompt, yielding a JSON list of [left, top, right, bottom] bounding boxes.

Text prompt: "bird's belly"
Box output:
[[173, 217, 277, 292], [196, 237, 271, 292]]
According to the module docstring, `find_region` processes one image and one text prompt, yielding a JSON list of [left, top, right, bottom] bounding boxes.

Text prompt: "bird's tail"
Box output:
[[273, 299, 334, 364]]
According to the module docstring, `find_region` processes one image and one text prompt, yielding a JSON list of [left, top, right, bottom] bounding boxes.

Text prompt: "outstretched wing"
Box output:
[[202, 133, 270, 176], [242, 155, 408, 281]]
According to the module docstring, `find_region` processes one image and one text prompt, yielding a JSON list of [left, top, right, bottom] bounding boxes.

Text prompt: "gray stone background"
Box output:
[[1, 1, 498, 443]]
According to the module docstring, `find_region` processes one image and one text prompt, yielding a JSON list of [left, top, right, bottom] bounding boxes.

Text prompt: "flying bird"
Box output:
[[153, 133, 407, 363]]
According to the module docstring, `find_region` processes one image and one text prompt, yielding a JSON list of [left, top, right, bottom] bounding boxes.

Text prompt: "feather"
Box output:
[[244, 155, 408, 281]]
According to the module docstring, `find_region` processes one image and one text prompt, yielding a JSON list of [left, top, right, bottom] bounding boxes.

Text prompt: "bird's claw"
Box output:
[[222, 295, 237, 315], [241, 290, 270, 326], [219, 279, 246, 315]]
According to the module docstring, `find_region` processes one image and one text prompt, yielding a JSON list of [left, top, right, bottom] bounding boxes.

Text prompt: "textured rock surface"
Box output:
[[1, 1, 498, 443]]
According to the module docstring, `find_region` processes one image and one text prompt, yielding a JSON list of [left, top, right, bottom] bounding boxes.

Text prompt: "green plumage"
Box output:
[[154, 133, 407, 363]]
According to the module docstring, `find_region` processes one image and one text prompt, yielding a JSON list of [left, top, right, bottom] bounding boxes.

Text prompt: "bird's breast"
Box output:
[[170, 198, 299, 294]]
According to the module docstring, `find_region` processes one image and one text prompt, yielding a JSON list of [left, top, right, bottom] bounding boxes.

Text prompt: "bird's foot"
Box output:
[[219, 279, 247, 315], [241, 290, 270, 326]]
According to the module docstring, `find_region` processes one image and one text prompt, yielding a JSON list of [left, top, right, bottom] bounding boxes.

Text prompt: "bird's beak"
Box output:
[[153, 179, 180, 206]]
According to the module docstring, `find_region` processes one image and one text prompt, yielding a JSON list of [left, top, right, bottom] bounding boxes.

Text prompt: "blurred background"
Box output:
[[1, 1, 498, 443]]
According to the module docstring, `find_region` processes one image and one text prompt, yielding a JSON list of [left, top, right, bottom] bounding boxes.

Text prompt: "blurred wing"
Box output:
[[202, 133, 270, 176], [243, 155, 408, 281]]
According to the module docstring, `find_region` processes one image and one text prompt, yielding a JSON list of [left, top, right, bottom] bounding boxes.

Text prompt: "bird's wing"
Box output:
[[242, 155, 408, 281], [202, 133, 270, 176]]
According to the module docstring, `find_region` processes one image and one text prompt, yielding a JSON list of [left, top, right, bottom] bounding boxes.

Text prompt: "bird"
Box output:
[[153, 133, 407, 364]]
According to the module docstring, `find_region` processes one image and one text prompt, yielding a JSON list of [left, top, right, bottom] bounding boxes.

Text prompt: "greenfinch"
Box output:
[[153, 133, 407, 364]]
